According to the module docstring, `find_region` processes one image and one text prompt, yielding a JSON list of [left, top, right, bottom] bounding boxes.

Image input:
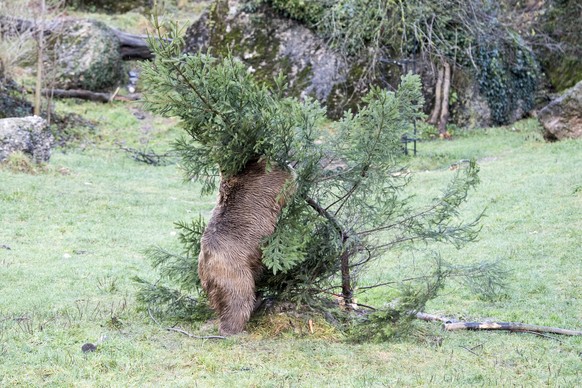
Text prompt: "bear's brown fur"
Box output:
[[198, 159, 294, 335]]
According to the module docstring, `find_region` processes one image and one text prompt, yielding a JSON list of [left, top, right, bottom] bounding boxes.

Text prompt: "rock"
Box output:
[[81, 342, 97, 353], [0, 116, 53, 163], [0, 61, 33, 119], [183, 0, 352, 118], [538, 80, 582, 141], [449, 72, 492, 129], [46, 19, 125, 91]]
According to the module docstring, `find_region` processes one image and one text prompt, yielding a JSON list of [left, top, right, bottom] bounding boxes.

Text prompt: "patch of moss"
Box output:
[[293, 64, 313, 92], [0, 151, 45, 174], [269, 0, 327, 26], [542, 55, 582, 93], [206, 2, 300, 93]]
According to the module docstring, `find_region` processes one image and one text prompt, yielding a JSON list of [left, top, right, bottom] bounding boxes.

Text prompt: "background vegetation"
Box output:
[[259, 0, 540, 125]]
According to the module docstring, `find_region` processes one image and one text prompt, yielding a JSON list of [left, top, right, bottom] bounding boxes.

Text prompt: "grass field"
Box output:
[[1, 99, 581, 386]]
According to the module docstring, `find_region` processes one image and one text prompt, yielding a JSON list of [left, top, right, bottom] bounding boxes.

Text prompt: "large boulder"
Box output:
[[0, 116, 53, 163], [538, 80, 582, 141], [184, 0, 358, 118], [46, 19, 125, 91]]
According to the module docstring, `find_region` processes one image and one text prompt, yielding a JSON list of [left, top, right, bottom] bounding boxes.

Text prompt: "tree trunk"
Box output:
[[438, 61, 451, 138], [340, 245, 353, 304], [34, 1, 46, 116], [428, 65, 444, 125], [304, 195, 354, 305]]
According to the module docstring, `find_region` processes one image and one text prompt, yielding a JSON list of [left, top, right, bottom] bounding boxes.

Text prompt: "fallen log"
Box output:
[[415, 312, 459, 324], [43, 88, 140, 103], [112, 29, 153, 60], [417, 312, 582, 336], [444, 321, 582, 336]]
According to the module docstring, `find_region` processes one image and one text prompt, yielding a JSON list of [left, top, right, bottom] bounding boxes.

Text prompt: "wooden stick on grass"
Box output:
[[147, 308, 226, 340], [167, 327, 226, 340], [444, 321, 582, 336], [417, 312, 582, 336]]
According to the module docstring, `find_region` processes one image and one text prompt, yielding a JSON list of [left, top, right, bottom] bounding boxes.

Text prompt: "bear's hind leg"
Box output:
[[214, 275, 256, 336], [201, 263, 256, 336]]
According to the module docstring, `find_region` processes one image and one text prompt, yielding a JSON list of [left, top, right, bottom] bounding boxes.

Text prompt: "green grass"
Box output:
[[1, 103, 581, 385]]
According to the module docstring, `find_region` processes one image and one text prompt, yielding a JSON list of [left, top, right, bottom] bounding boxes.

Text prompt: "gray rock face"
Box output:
[[450, 74, 493, 129], [47, 19, 124, 91], [183, 1, 350, 118], [538, 80, 582, 141], [0, 116, 53, 163], [0, 66, 33, 119]]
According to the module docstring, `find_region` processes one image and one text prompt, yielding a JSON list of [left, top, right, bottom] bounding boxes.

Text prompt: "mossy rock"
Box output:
[[0, 116, 53, 164], [46, 19, 125, 91], [183, 0, 350, 118]]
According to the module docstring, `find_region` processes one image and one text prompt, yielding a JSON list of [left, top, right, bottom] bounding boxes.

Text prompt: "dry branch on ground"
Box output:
[[417, 312, 582, 336]]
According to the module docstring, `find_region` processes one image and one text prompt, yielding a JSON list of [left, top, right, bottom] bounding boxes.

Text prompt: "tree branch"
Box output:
[[166, 327, 226, 340], [417, 312, 582, 336], [445, 321, 582, 336]]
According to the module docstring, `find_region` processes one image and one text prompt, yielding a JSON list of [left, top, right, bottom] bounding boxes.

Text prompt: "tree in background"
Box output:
[[34, 0, 47, 116], [135, 18, 504, 339]]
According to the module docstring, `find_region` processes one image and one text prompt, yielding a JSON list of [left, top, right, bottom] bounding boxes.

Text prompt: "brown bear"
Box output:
[[197, 159, 295, 335]]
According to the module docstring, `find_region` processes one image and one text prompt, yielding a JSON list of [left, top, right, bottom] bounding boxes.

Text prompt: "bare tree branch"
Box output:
[[417, 312, 582, 336], [166, 327, 226, 340]]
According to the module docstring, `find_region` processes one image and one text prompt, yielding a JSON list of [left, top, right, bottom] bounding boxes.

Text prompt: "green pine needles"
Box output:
[[135, 18, 504, 339]]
